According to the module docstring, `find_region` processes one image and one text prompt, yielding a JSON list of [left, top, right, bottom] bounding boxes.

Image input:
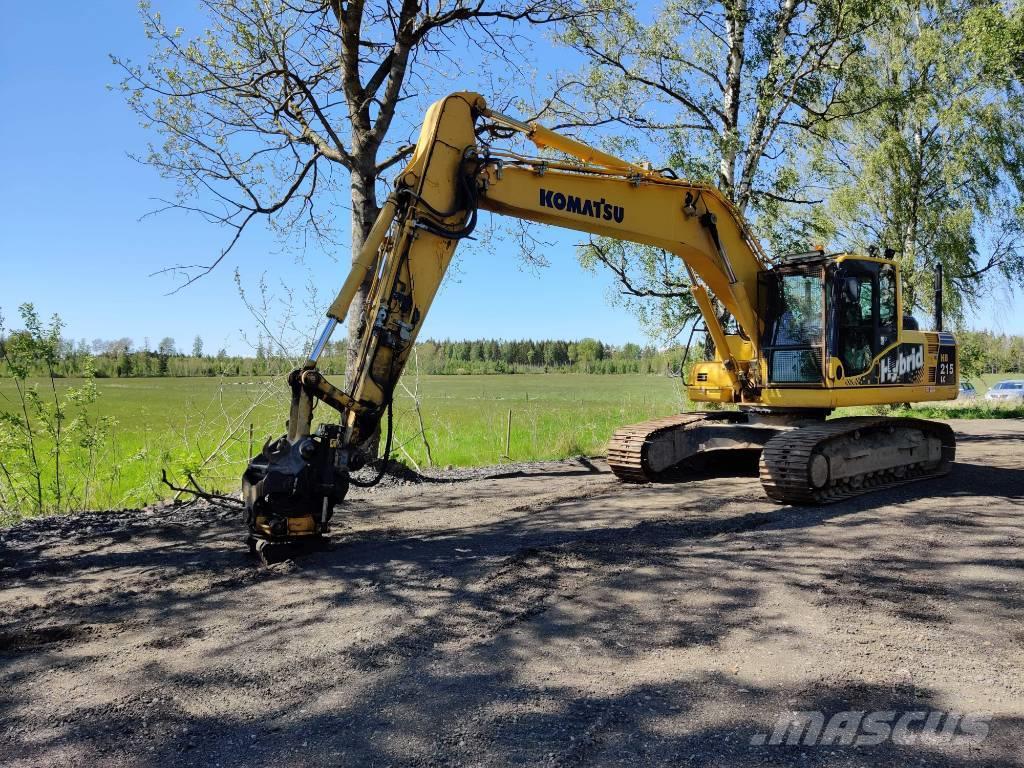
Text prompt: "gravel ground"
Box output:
[[1, 420, 1022, 767]]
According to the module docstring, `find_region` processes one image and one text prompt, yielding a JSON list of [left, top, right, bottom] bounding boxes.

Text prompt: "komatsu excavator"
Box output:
[[241, 92, 958, 557]]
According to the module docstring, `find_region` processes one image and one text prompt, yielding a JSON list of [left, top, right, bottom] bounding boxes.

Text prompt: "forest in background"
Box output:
[[2, 324, 1023, 381], [0, 320, 688, 378]]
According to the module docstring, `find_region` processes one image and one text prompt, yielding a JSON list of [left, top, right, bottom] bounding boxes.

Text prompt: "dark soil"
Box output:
[[1, 422, 1022, 767]]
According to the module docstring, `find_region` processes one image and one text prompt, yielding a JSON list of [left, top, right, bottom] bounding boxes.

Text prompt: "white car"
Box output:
[[985, 379, 1024, 402]]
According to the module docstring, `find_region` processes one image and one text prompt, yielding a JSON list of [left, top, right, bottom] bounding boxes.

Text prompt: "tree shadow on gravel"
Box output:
[[19, 665, 1021, 767], [3, 438, 1023, 767], [9, 489, 1021, 767], [950, 429, 1024, 444]]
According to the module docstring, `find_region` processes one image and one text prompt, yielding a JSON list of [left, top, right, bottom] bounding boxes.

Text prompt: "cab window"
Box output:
[[773, 274, 823, 346], [764, 271, 824, 384]]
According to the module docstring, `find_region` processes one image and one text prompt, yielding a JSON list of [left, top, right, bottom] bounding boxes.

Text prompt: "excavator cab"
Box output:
[[761, 252, 897, 387], [760, 253, 900, 386], [750, 251, 954, 403]]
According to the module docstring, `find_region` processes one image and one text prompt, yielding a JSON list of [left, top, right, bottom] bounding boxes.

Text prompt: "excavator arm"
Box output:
[[242, 90, 959, 557], [241, 92, 771, 549], [325, 91, 769, 434]]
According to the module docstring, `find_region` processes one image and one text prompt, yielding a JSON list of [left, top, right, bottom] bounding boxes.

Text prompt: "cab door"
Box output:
[[826, 259, 898, 383]]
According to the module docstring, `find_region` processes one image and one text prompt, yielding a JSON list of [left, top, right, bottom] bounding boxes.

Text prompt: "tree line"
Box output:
[[0, 320, 681, 378], [958, 331, 1024, 378], [4, 308, 1022, 381], [0, 333, 286, 378], [415, 338, 677, 374]]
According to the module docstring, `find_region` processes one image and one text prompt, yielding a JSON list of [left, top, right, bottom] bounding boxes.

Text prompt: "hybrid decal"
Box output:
[[539, 188, 625, 223], [880, 344, 925, 384], [847, 343, 926, 386]]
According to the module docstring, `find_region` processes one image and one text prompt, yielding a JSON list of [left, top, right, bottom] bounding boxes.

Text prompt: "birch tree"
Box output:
[[116, 0, 566, 376], [812, 0, 1024, 324], [551, 0, 880, 336]]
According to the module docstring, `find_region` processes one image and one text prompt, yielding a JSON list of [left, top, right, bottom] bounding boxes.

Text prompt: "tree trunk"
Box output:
[[345, 164, 381, 385], [346, 162, 384, 458], [734, 0, 798, 214], [720, 0, 747, 200], [901, 124, 924, 314]]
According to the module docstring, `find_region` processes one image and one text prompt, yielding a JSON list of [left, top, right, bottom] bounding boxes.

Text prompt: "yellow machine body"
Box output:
[[241, 91, 959, 554], [328, 92, 960, 419]]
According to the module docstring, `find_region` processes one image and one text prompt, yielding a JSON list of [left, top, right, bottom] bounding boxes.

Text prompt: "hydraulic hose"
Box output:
[[399, 148, 481, 240]]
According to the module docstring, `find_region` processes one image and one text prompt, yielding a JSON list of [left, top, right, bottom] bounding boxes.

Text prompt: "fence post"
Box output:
[[505, 408, 512, 459], [248, 423, 254, 460]]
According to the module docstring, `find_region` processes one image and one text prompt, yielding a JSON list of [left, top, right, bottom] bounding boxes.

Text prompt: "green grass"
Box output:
[[904, 403, 1024, 418], [391, 373, 685, 467], [838, 400, 1024, 419], [0, 377, 290, 516], [0, 373, 684, 518], [2, 370, 1021, 522]]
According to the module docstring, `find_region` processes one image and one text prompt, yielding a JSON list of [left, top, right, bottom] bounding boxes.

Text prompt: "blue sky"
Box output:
[[1, 1, 1021, 356]]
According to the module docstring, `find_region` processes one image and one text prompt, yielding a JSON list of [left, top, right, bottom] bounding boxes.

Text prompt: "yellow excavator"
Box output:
[[241, 92, 958, 557]]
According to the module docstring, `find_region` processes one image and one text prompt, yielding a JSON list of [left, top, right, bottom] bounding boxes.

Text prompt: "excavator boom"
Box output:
[[241, 92, 957, 556]]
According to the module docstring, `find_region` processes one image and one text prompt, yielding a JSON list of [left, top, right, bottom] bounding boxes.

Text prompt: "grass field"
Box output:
[[1, 370, 1020, 521], [0, 373, 685, 518]]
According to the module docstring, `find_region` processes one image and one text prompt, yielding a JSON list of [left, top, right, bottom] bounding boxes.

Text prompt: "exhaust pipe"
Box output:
[[934, 262, 943, 332]]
